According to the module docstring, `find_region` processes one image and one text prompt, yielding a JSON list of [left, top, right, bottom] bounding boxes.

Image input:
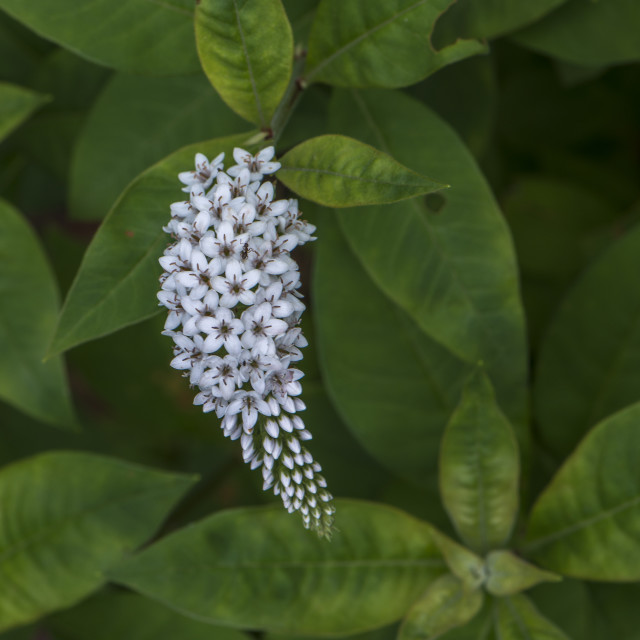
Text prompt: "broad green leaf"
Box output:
[[0, 451, 196, 631], [109, 501, 446, 635], [494, 595, 570, 640], [513, 0, 640, 66], [314, 213, 470, 488], [329, 89, 528, 442], [433, 0, 567, 41], [524, 402, 640, 580], [305, 0, 486, 88], [48, 132, 255, 357], [50, 591, 246, 640], [399, 574, 484, 640], [70, 73, 246, 221], [0, 0, 199, 74], [534, 223, 640, 459], [485, 551, 560, 597], [0, 82, 48, 142], [196, 0, 293, 127], [279, 135, 445, 207], [429, 530, 485, 590], [439, 370, 519, 553], [0, 199, 74, 428]]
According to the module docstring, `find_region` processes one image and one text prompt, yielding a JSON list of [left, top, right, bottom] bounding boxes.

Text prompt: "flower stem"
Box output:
[[270, 47, 308, 143]]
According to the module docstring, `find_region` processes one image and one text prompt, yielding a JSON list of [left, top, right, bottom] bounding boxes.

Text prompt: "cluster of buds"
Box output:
[[157, 146, 335, 537]]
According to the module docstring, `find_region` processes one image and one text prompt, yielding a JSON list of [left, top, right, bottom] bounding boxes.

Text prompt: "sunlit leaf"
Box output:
[[109, 501, 446, 635], [305, 0, 485, 88], [279, 135, 446, 207], [525, 402, 640, 580], [196, 0, 293, 126], [0, 451, 196, 631]]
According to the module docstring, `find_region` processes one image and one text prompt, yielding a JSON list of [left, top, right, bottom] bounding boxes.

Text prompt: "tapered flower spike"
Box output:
[[158, 146, 335, 538]]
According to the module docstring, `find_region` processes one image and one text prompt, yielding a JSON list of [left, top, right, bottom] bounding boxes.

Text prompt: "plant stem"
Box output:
[[270, 48, 308, 144]]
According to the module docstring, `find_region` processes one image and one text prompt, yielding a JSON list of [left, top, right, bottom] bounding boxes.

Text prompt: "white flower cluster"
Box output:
[[158, 146, 335, 537]]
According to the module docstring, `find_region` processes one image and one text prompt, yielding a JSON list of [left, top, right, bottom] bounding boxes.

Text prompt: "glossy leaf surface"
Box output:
[[329, 89, 528, 440], [0, 451, 195, 631], [525, 402, 640, 580], [109, 501, 446, 635], [279, 134, 446, 207], [399, 573, 483, 640], [305, 0, 485, 88], [70, 73, 246, 220], [48, 132, 255, 357], [196, 0, 293, 126], [440, 371, 519, 552], [0, 199, 74, 427], [485, 551, 560, 597], [314, 214, 469, 488], [0, 0, 199, 74]]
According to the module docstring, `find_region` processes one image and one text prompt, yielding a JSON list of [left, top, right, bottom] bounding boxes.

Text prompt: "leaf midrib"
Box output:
[[0, 480, 183, 566], [280, 165, 430, 190], [306, 0, 428, 82], [525, 494, 640, 553]]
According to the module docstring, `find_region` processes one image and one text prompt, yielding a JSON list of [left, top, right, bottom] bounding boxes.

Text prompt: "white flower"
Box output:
[[213, 260, 261, 308], [198, 307, 244, 354], [158, 146, 335, 537]]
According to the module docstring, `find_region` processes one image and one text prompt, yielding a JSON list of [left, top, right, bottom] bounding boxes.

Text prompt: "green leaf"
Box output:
[[0, 199, 74, 428], [513, 0, 640, 66], [429, 530, 486, 590], [69, 73, 246, 221], [109, 501, 446, 635], [0, 451, 196, 631], [329, 89, 528, 442], [439, 370, 519, 553], [305, 0, 486, 88], [47, 132, 255, 357], [0, 81, 48, 143], [196, 0, 293, 127], [50, 591, 246, 640], [494, 595, 570, 640], [399, 574, 484, 640], [314, 213, 470, 488], [534, 223, 640, 460], [485, 551, 560, 597], [433, 0, 567, 41], [279, 134, 446, 207], [524, 402, 640, 580], [0, 0, 199, 74]]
